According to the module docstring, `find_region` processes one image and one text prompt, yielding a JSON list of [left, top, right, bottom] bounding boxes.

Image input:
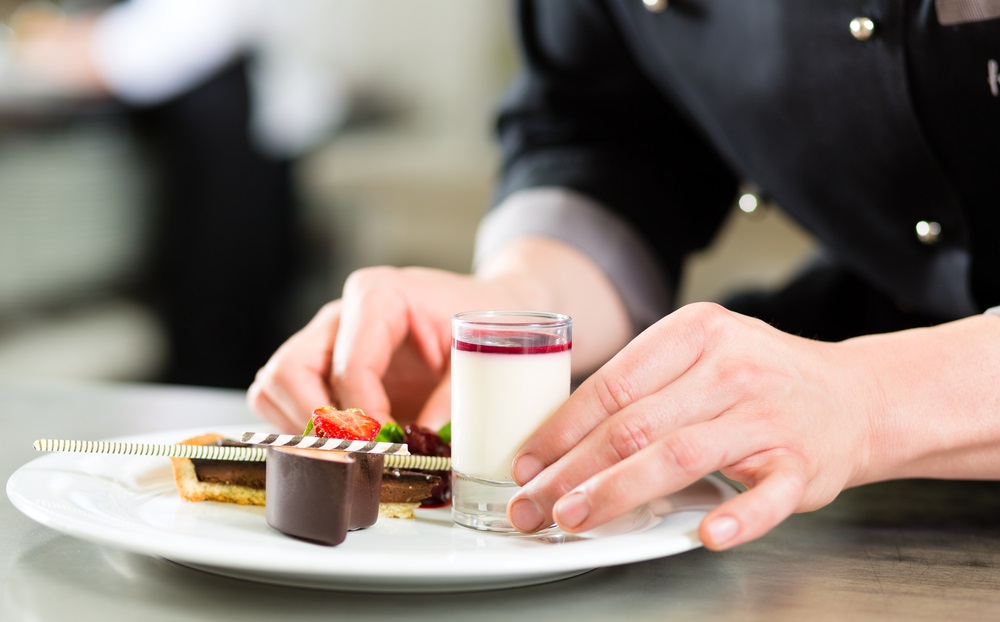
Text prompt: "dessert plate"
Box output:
[[7, 426, 738, 593]]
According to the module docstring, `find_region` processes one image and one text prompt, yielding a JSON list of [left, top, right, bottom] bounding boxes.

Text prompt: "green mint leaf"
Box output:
[[301, 418, 314, 437], [375, 422, 405, 443], [437, 421, 451, 444]]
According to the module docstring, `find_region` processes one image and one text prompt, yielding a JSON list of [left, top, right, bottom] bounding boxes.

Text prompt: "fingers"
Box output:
[[415, 368, 452, 430], [244, 388, 292, 432], [247, 266, 466, 430], [248, 356, 333, 432], [512, 411, 772, 533], [247, 302, 342, 432], [699, 462, 806, 550], [512, 422, 807, 552], [512, 303, 739, 484], [327, 269, 410, 423], [510, 370, 741, 530]]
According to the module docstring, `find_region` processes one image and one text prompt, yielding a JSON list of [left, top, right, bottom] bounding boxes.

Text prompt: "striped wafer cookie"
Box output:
[[33, 436, 452, 471], [33, 438, 267, 461]]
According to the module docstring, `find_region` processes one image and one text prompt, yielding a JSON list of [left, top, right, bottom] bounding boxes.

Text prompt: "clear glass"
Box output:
[[450, 310, 572, 532]]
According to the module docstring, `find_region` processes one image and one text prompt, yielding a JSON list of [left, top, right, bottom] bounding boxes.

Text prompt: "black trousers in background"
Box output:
[[131, 58, 302, 390]]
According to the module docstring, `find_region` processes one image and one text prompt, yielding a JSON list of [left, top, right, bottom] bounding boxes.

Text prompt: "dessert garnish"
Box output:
[[32, 437, 268, 460], [375, 422, 404, 442], [33, 435, 448, 468], [304, 405, 381, 441], [238, 432, 410, 456], [399, 424, 452, 508]]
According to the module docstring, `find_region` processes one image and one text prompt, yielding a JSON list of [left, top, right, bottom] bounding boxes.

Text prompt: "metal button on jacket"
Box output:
[[850, 17, 876, 41], [737, 190, 767, 218], [643, 0, 668, 13], [916, 220, 942, 245]]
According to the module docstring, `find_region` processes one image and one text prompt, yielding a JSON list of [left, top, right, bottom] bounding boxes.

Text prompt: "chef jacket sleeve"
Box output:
[[480, 0, 739, 333]]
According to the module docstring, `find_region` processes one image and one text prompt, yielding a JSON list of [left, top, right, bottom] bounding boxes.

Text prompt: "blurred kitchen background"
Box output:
[[0, 0, 815, 390]]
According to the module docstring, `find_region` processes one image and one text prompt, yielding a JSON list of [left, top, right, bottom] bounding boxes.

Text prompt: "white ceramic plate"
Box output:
[[7, 426, 738, 593]]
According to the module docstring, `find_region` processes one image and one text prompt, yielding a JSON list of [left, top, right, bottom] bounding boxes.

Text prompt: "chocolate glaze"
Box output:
[[265, 447, 383, 546], [192, 439, 265, 488], [191, 461, 266, 488]]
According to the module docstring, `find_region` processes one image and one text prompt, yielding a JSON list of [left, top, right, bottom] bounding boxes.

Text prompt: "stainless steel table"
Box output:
[[3, 377, 999, 621]]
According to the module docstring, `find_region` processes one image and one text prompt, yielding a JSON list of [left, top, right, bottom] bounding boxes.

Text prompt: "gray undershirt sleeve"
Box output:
[[473, 188, 673, 335]]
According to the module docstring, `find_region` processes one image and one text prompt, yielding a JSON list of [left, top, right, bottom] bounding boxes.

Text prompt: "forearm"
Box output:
[[89, 0, 252, 104], [846, 314, 1000, 484]]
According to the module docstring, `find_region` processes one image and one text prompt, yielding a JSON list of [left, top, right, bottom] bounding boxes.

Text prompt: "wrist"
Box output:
[[845, 315, 1000, 484], [474, 236, 633, 373], [473, 238, 559, 311]]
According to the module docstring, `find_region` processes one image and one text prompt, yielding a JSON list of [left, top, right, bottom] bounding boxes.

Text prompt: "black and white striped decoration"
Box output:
[[239, 432, 408, 455], [241, 433, 451, 470], [33, 436, 452, 471], [33, 438, 267, 461]]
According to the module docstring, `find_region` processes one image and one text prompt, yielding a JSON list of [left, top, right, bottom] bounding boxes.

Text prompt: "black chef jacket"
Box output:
[[492, 0, 1000, 338]]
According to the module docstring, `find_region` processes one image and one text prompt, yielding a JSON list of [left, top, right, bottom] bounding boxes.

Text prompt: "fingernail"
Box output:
[[704, 515, 739, 547], [553, 490, 590, 529], [508, 498, 545, 533], [511, 453, 545, 485]]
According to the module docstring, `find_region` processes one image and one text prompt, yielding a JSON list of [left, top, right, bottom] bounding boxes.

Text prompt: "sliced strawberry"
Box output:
[[310, 406, 381, 441]]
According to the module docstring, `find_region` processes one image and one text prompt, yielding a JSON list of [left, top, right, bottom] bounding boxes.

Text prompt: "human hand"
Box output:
[[247, 266, 528, 433], [248, 236, 636, 434], [506, 302, 881, 550]]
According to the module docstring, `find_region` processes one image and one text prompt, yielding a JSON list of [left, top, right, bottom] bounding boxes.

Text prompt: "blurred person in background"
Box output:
[[7, 0, 348, 388]]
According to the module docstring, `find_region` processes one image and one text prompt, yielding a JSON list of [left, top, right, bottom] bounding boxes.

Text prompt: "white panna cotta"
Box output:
[[451, 339, 571, 482]]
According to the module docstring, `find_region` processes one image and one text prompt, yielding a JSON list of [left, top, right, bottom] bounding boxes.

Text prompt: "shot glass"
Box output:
[[450, 310, 572, 532]]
